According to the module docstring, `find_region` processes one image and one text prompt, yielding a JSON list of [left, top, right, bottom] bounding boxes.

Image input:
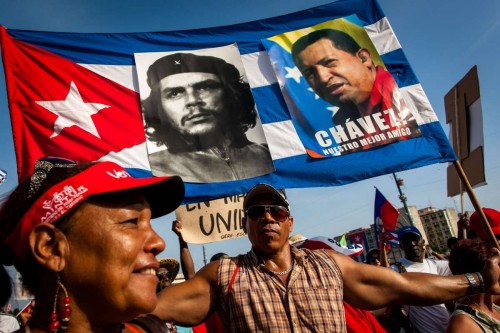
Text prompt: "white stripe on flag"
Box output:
[[79, 50, 281, 93], [80, 64, 138, 92], [365, 17, 402, 56], [262, 120, 306, 160], [241, 51, 278, 88], [400, 84, 438, 125], [96, 141, 151, 170]]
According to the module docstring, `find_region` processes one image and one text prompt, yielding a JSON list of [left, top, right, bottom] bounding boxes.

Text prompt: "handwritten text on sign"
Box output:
[[175, 194, 246, 244]]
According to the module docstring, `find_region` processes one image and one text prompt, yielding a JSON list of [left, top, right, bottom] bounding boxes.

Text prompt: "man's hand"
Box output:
[[481, 248, 500, 294], [379, 231, 392, 244], [172, 220, 183, 238]]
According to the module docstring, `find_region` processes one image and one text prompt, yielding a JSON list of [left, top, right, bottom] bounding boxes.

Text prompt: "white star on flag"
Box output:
[[307, 88, 320, 100], [36, 81, 109, 139], [326, 106, 339, 117], [284, 66, 302, 84], [355, 236, 361, 243]]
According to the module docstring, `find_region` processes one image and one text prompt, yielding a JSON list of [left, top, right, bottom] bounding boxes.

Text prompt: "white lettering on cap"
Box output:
[[106, 169, 130, 179]]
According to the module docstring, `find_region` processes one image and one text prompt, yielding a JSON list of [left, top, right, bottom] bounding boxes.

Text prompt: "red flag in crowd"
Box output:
[[348, 230, 365, 245], [374, 188, 399, 231]]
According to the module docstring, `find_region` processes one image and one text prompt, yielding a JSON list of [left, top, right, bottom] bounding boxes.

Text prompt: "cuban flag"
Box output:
[[0, 0, 456, 204], [348, 230, 365, 245], [302, 236, 364, 258], [374, 187, 400, 246]]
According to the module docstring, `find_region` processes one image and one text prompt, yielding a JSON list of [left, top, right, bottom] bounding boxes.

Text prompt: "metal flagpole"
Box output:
[[202, 244, 207, 265], [392, 173, 414, 226]]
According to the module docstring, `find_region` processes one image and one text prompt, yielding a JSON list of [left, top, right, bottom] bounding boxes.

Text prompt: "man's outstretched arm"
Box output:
[[153, 260, 219, 326], [331, 248, 500, 310]]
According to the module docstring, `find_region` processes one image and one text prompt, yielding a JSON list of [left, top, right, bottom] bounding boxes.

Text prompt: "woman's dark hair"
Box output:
[[365, 248, 381, 264], [0, 162, 93, 306], [448, 239, 492, 275], [143, 72, 257, 152]]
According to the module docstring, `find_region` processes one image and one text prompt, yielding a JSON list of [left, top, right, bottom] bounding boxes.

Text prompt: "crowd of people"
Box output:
[[0, 157, 499, 333], [363, 209, 500, 333]]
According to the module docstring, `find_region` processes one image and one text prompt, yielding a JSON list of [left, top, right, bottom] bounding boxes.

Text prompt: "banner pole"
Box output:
[[453, 86, 466, 215], [453, 160, 498, 249]]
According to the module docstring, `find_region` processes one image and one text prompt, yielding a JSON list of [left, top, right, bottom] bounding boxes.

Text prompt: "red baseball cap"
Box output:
[[469, 208, 500, 239], [4, 160, 185, 258]]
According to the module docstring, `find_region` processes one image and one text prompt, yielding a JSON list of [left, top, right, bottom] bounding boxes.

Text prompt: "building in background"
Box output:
[[334, 205, 461, 263], [418, 207, 459, 252]]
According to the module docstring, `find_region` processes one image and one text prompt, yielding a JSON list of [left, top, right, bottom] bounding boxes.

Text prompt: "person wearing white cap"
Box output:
[[390, 225, 453, 333], [155, 183, 500, 332]]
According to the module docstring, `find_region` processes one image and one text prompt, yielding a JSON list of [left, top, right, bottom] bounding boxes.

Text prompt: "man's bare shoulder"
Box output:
[[194, 260, 220, 283]]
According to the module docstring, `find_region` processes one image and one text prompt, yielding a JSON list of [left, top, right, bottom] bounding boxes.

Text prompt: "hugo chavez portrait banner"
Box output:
[[262, 15, 421, 158]]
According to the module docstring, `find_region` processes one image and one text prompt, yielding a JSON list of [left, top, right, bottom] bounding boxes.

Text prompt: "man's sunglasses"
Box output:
[[246, 205, 289, 222]]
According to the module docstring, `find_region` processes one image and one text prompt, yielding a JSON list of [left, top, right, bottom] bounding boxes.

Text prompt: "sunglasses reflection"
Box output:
[[246, 205, 289, 222]]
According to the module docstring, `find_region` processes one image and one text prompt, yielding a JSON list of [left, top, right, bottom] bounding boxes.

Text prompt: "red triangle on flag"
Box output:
[[1, 27, 146, 180]]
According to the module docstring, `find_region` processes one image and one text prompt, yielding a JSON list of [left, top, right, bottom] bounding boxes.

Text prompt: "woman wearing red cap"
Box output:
[[0, 157, 184, 333], [468, 208, 500, 242]]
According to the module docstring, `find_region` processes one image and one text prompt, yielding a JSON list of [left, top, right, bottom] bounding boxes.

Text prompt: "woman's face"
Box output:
[[62, 194, 165, 323]]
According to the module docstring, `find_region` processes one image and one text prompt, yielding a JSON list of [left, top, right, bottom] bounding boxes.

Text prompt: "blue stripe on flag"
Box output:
[[381, 49, 419, 88], [6, 0, 385, 64], [252, 84, 291, 123]]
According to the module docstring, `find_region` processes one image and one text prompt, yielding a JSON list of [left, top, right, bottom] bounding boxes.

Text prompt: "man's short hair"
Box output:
[[143, 53, 257, 150], [291, 29, 361, 68]]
